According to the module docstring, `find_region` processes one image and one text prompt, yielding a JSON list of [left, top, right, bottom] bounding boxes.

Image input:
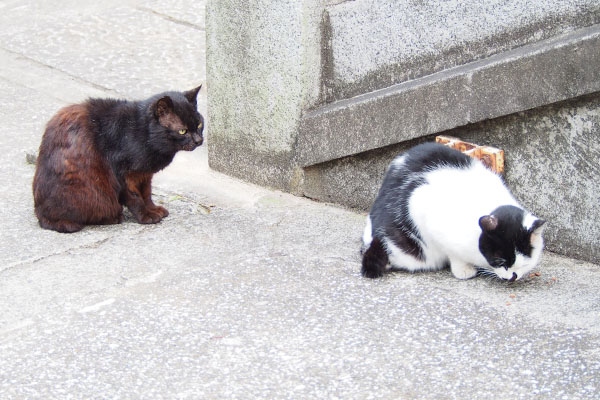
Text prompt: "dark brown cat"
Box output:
[[33, 86, 204, 233]]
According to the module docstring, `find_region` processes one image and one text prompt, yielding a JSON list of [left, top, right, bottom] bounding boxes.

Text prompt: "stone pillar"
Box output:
[[206, 0, 327, 193]]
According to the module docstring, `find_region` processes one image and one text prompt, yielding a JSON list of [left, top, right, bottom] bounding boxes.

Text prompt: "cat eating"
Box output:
[[361, 142, 545, 281], [33, 85, 204, 233]]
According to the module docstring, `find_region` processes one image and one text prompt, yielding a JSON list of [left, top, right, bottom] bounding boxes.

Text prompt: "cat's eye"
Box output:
[[178, 129, 187, 135], [197, 122, 203, 129]]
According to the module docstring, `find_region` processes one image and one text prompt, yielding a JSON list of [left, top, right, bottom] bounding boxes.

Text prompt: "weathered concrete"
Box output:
[[205, 0, 347, 192], [206, 0, 323, 192], [296, 25, 600, 166], [1, 1, 600, 398], [302, 138, 426, 210], [323, 0, 600, 102], [297, 24, 600, 167]]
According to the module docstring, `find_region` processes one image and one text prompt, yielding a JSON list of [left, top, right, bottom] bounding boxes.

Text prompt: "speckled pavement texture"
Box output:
[[0, 1, 599, 398]]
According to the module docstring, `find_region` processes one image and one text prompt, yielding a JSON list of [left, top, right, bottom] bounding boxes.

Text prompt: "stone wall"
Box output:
[[206, 0, 600, 264], [322, 0, 600, 102]]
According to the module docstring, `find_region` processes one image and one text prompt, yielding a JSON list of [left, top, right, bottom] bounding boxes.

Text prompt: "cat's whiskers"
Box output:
[[478, 267, 503, 282]]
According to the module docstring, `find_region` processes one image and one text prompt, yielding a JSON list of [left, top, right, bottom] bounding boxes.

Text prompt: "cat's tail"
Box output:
[[361, 237, 389, 278]]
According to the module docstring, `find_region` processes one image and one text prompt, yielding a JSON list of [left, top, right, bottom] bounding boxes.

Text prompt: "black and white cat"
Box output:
[[361, 142, 546, 281]]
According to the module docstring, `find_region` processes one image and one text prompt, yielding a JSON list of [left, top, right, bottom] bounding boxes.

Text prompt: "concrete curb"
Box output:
[[296, 24, 600, 166]]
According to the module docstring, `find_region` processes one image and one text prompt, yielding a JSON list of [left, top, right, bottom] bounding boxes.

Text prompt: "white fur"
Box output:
[[362, 215, 373, 248], [407, 163, 519, 278], [391, 154, 407, 169], [522, 213, 537, 230]]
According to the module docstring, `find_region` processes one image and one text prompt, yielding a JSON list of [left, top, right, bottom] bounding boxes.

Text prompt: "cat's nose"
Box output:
[[508, 272, 517, 282], [192, 132, 203, 145]]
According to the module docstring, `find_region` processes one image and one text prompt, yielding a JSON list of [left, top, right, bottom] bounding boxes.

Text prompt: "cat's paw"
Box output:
[[450, 261, 478, 280], [361, 238, 388, 279], [150, 205, 169, 218], [361, 264, 385, 279], [136, 209, 164, 224]]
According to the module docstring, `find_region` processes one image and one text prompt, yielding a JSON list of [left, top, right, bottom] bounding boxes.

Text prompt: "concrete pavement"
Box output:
[[0, 1, 599, 398]]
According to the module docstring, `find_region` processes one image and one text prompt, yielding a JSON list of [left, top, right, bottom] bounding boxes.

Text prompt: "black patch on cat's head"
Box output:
[[478, 205, 538, 270]]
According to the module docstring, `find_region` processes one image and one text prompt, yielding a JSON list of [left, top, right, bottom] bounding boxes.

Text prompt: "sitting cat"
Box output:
[[361, 142, 545, 281], [33, 85, 204, 233]]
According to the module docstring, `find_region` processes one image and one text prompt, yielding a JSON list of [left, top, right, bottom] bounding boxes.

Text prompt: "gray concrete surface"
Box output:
[[1, 1, 600, 398], [323, 0, 600, 102], [297, 24, 600, 167]]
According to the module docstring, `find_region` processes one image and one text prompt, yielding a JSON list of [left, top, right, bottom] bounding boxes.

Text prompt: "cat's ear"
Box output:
[[184, 85, 202, 106], [529, 219, 546, 233], [153, 96, 174, 119], [529, 219, 546, 243], [479, 215, 498, 232]]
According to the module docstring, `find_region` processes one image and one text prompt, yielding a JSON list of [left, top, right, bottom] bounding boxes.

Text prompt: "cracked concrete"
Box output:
[[0, 0, 599, 398]]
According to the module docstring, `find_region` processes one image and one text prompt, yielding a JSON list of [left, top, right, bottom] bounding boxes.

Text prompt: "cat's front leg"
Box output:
[[125, 191, 163, 224], [148, 204, 169, 219], [123, 173, 165, 224], [137, 174, 169, 219], [144, 193, 169, 219], [449, 258, 478, 280], [143, 195, 169, 219]]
